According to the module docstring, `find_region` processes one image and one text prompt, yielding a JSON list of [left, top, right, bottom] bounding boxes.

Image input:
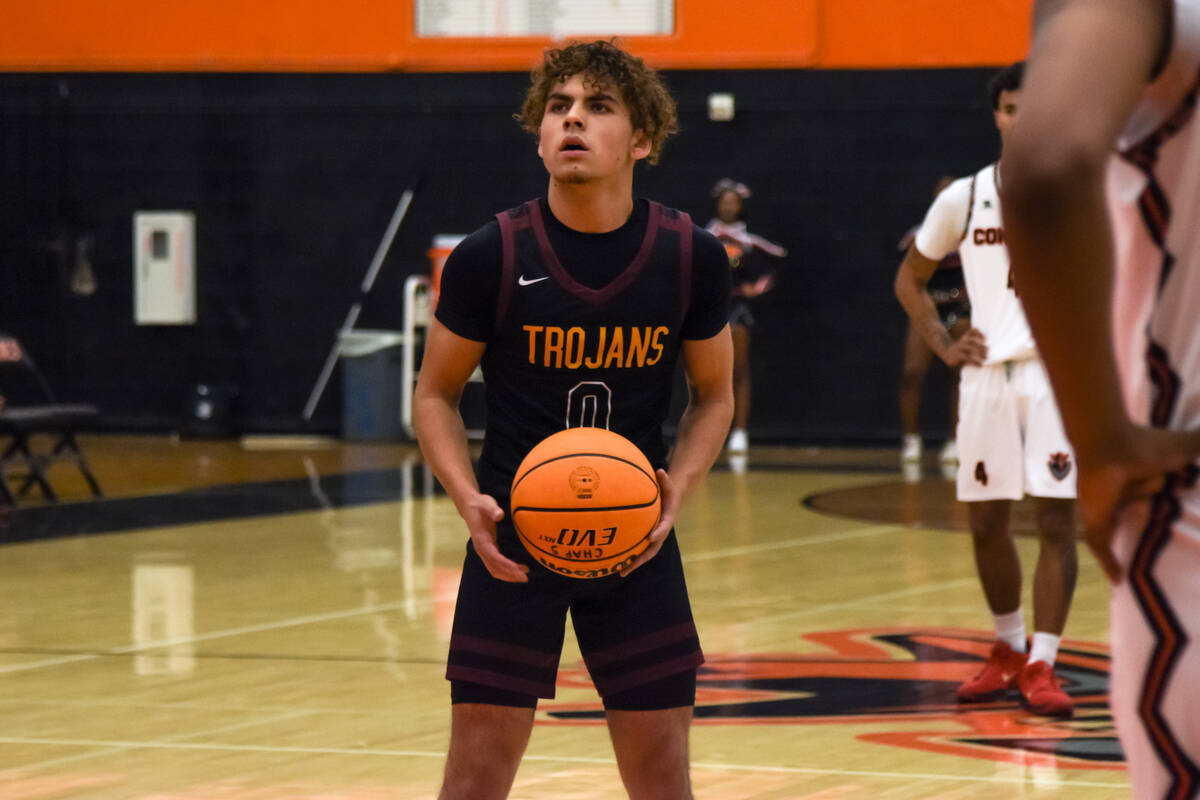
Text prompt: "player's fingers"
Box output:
[[618, 537, 663, 577], [485, 557, 530, 583], [647, 511, 673, 545], [655, 468, 677, 510], [649, 470, 677, 542], [474, 536, 529, 583]]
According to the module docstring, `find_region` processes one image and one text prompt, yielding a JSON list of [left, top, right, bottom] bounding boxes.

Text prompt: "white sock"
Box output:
[[1028, 632, 1061, 667], [994, 609, 1027, 653]]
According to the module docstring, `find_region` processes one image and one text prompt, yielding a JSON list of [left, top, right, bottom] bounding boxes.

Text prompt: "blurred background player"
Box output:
[[1002, 0, 1200, 793], [894, 61, 1079, 717], [704, 178, 787, 454], [896, 175, 970, 474]]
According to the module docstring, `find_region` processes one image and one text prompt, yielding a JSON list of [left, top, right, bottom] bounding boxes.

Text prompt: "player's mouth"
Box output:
[[560, 136, 588, 153]]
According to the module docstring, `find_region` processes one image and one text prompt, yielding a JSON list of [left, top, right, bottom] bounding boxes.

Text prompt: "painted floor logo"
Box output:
[[542, 627, 1123, 772]]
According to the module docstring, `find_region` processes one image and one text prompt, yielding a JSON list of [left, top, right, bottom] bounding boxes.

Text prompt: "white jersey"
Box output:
[[914, 163, 1037, 364], [1109, 0, 1200, 494], [1105, 4, 1200, 798]]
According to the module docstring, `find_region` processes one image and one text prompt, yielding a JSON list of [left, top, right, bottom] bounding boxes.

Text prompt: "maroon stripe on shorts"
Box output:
[[583, 620, 700, 669], [582, 620, 703, 696], [446, 633, 561, 698], [449, 633, 560, 669], [590, 652, 704, 697], [445, 665, 555, 698]]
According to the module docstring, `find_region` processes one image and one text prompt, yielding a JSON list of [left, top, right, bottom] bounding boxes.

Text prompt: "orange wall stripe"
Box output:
[[819, 0, 1033, 68], [0, 0, 1029, 72]]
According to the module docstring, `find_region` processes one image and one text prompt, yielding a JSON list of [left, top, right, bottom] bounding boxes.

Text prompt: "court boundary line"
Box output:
[[0, 736, 1127, 788]]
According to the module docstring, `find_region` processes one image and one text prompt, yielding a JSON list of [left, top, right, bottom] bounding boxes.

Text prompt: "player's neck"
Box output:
[[546, 179, 635, 233]]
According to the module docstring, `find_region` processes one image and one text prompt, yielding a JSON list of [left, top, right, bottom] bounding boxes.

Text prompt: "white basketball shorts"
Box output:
[[955, 358, 1077, 502]]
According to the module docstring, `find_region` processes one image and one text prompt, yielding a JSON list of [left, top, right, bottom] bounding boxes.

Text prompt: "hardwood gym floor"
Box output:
[[0, 435, 1123, 799]]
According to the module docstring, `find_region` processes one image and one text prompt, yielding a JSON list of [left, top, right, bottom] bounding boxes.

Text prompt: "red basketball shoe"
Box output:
[[957, 640, 1027, 702], [1018, 660, 1074, 718]]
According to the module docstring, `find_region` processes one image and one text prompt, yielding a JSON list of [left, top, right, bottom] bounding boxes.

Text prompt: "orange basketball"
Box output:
[[511, 427, 661, 579]]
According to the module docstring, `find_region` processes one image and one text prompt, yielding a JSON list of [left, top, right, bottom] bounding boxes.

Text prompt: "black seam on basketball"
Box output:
[[511, 452, 657, 495], [511, 498, 660, 514]]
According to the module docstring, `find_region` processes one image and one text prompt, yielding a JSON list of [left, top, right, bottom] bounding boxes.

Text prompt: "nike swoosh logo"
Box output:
[[518, 275, 550, 286]]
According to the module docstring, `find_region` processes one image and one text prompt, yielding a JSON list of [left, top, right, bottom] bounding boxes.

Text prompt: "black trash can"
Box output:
[[340, 330, 405, 441]]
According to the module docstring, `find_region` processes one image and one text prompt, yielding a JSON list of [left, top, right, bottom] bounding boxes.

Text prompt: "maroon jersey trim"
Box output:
[[527, 199, 662, 306], [658, 209, 694, 322], [494, 206, 532, 332]]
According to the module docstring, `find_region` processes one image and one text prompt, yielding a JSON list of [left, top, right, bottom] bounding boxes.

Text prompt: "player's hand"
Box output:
[[943, 328, 987, 367], [619, 468, 677, 577], [461, 493, 529, 583], [1077, 425, 1200, 584]]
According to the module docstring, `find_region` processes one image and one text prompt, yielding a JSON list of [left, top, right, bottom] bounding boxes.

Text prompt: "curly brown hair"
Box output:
[[517, 40, 679, 166]]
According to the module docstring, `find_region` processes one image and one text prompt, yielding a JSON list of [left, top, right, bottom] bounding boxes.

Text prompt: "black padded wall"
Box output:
[[0, 69, 1001, 441]]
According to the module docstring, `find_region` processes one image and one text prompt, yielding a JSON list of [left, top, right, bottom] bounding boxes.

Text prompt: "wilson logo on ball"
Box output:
[[569, 466, 600, 499]]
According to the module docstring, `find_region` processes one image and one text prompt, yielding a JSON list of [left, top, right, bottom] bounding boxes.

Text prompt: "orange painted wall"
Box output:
[[0, 0, 1031, 72], [819, 0, 1033, 68]]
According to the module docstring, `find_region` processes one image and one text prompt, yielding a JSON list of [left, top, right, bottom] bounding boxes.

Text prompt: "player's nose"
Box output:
[[562, 104, 584, 127]]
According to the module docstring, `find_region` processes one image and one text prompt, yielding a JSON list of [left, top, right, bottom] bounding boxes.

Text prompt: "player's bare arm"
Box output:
[[414, 319, 530, 583], [894, 244, 987, 367], [621, 325, 734, 576], [1001, 0, 1200, 580]]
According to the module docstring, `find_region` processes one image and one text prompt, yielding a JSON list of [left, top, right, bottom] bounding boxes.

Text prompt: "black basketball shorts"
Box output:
[[445, 524, 704, 707]]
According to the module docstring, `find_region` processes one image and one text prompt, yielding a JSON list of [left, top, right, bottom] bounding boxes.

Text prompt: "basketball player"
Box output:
[[1001, 1, 1200, 794], [893, 62, 1079, 717], [704, 178, 787, 454], [413, 41, 733, 800]]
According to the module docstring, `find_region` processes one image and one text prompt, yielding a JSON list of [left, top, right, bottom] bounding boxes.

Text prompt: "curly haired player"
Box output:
[[414, 40, 732, 800]]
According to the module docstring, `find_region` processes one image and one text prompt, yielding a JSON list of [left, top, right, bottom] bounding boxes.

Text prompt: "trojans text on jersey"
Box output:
[[523, 325, 670, 369]]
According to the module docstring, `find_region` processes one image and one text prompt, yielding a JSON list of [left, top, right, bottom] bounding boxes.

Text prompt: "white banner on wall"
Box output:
[[416, 0, 674, 38]]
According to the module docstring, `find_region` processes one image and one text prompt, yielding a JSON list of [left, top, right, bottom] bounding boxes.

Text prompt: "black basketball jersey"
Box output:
[[475, 198, 699, 505]]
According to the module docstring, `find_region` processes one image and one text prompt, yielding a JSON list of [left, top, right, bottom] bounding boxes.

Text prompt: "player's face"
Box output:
[[993, 88, 1021, 144], [537, 73, 652, 185]]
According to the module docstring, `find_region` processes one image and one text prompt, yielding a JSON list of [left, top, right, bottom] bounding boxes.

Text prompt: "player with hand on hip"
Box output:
[[894, 62, 1079, 718]]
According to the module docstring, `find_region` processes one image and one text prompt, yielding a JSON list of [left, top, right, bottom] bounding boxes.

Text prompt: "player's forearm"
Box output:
[[894, 267, 955, 362], [669, 389, 734, 497], [1000, 154, 1127, 453], [1003, 0, 1167, 455], [413, 392, 483, 512]]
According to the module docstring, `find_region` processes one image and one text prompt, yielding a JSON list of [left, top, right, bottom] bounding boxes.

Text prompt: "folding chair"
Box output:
[[0, 332, 103, 505]]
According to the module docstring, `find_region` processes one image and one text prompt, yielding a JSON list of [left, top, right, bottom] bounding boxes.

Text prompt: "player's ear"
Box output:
[[537, 133, 544, 160], [631, 130, 652, 161]]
